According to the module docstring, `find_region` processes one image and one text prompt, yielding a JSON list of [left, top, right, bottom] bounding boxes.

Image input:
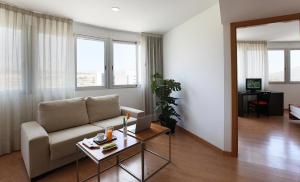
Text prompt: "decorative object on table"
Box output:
[[93, 135, 117, 145], [151, 73, 182, 133], [96, 133, 106, 141], [123, 113, 130, 140], [105, 126, 114, 141], [102, 142, 117, 152], [93, 133, 106, 144], [82, 138, 100, 149]]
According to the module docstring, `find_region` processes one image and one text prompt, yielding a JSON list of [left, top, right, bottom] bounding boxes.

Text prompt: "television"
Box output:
[[246, 78, 262, 92]]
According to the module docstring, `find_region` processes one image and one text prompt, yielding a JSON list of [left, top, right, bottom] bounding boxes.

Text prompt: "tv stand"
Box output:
[[238, 91, 283, 117]]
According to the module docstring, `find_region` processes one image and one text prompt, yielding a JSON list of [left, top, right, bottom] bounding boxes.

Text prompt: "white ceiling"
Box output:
[[2, 0, 218, 33], [237, 20, 300, 41], [219, 0, 300, 24]]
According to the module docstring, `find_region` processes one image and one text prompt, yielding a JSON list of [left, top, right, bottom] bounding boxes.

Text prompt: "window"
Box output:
[[0, 28, 25, 92], [267, 49, 300, 84], [113, 41, 137, 86], [268, 50, 285, 82], [75, 36, 139, 89], [76, 37, 106, 88], [290, 50, 300, 82]]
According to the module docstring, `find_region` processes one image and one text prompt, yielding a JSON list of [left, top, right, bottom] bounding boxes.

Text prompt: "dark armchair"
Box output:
[[248, 92, 271, 117]]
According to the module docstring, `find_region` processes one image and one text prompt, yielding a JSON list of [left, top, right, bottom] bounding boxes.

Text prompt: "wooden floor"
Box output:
[[238, 112, 300, 178], [1, 114, 300, 182]]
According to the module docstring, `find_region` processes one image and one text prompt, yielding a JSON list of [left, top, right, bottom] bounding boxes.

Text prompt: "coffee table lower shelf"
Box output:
[[76, 149, 141, 182], [118, 149, 171, 182], [76, 147, 170, 182]]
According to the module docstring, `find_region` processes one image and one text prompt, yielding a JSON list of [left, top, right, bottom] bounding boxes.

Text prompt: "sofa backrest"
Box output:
[[38, 98, 90, 133], [86, 95, 121, 123]]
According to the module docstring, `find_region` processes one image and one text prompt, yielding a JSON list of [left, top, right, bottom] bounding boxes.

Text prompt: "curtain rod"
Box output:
[[0, 2, 72, 23], [141, 32, 163, 38]]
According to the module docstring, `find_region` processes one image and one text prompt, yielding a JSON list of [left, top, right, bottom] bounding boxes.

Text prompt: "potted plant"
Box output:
[[151, 73, 182, 133]]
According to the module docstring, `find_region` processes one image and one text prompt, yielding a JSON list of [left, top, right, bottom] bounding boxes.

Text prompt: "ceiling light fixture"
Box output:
[[112, 7, 120, 12]]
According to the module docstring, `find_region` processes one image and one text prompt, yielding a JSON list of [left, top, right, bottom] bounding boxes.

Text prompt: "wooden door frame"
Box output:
[[230, 13, 300, 157]]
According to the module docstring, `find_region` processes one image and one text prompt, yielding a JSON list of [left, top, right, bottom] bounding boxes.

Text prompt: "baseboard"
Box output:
[[176, 125, 232, 156]]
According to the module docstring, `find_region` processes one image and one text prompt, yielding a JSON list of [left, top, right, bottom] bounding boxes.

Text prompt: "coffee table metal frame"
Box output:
[[140, 131, 171, 181], [119, 124, 171, 182]]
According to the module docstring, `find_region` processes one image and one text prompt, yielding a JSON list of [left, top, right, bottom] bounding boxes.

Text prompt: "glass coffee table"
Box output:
[[76, 130, 140, 182]]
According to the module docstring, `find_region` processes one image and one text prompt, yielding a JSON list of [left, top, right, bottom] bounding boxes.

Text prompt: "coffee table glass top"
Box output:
[[76, 130, 140, 162]]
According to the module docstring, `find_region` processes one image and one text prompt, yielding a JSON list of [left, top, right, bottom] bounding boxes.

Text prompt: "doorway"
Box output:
[[230, 13, 300, 158]]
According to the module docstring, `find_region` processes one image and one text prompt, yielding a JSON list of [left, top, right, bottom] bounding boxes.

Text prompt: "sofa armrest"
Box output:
[[121, 106, 145, 119], [21, 121, 49, 178]]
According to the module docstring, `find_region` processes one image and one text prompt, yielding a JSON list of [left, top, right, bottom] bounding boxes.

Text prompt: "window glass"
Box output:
[[113, 42, 137, 85], [290, 50, 300, 82], [76, 38, 105, 87], [268, 50, 285, 82]]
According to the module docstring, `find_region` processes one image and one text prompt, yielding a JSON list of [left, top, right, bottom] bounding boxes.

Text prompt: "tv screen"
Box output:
[[246, 78, 262, 91]]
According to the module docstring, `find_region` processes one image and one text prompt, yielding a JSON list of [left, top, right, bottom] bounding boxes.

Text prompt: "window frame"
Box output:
[[75, 34, 109, 90], [268, 48, 300, 84], [110, 40, 139, 89], [75, 35, 139, 90]]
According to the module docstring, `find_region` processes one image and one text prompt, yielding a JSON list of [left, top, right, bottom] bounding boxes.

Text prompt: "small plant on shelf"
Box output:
[[151, 73, 182, 133]]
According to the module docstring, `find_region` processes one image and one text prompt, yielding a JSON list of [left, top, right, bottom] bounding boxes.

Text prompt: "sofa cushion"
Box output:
[[49, 124, 103, 160], [86, 95, 121, 122], [38, 98, 90, 133], [91, 116, 137, 130]]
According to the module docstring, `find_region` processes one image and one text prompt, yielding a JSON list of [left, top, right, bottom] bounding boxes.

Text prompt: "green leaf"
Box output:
[[150, 73, 182, 121]]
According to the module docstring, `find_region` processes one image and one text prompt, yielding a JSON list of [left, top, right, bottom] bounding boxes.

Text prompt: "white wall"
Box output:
[[267, 41, 300, 109], [267, 41, 300, 49], [74, 22, 141, 42], [163, 4, 225, 150], [268, 84, 300, 108], [73, 22, 144, 110]]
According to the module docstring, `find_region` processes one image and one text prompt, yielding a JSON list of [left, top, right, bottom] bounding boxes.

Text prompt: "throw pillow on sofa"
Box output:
[[86, 95, 121, 122], [38, 97, 90, 132]]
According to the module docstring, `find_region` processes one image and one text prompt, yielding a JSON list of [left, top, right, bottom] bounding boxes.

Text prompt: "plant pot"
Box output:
[[169, 120, 177, 134], [159, 115, 177, 134]]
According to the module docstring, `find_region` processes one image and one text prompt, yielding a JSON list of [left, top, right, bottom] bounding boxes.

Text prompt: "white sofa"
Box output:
[[21, 95, 144, 179]]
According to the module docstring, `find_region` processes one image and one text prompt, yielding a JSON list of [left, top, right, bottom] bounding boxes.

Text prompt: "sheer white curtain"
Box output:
[[0, 5, 33, 155], [0, 4, 74, 155], [32, 16, 74, 111], [237, 41, 268, 91]]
